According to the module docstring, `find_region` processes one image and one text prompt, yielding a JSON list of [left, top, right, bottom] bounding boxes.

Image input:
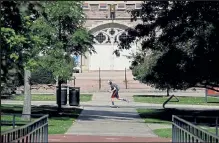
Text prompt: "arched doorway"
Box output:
[[89, 24, 136, 71]]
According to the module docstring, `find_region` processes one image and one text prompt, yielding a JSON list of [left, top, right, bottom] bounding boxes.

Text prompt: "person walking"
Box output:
[[108, 80, 129, 107]]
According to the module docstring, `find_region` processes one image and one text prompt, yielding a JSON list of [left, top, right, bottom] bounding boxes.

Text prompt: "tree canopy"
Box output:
[[1, 1, 43, 94], [1, 1, 95, 115], [119, 1, 219, 91], [30, 1, 95, 82], [1, 1, 95, 91]]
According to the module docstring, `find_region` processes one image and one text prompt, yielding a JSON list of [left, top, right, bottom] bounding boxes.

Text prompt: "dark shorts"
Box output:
[[111, 90, 119, 98]]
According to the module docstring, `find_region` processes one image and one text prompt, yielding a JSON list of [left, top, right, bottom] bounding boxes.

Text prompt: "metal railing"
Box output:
[[1, 114, 48, 143], [172, 115, 219, 142]]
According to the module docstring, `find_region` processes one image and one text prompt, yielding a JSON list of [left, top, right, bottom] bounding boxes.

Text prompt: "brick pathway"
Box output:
[[48, 134, 172, 142]]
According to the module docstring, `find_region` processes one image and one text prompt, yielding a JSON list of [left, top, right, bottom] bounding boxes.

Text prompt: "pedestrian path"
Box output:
[[48, 134, 171, 142], [2, 96, 219, 110], [65, 93, 157, 137]]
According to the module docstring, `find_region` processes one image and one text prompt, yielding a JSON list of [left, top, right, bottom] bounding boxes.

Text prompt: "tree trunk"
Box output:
[[167, 88, 170, 97], [57, 80, 62, 112], [22, 69, 31, 120], [54, 76, 58, 95]]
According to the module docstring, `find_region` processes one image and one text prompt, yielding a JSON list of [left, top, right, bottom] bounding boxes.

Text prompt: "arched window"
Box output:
[[93, 28, 126, 44], [95, 32, 106, 44]]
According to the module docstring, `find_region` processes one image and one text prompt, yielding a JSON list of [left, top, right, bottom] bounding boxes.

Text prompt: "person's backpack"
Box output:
[[114, 84, 120, 91]]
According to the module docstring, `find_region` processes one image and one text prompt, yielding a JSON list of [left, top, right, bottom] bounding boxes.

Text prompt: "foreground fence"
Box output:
[[172, 115, 219, 142], [1, 114, 48, 143]]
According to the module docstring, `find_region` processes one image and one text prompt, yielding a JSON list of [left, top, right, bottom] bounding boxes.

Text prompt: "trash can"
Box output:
[[69, 87, 80, 106], [56, 86, 67, 105]]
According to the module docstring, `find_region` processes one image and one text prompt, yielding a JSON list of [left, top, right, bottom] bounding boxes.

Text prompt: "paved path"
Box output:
[[3, 92, 218, 142], [65, 93, 157, 137], [2, 93, 219, 110], [48, 134, 171, 142]]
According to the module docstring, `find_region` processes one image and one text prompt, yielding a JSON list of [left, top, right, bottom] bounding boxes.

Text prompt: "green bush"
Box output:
[[30, 67, 56, 84]]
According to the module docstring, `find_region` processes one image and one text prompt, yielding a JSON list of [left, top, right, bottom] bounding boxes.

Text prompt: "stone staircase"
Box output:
[[67, 70, 205, 94], [68, 70, 152, 92]]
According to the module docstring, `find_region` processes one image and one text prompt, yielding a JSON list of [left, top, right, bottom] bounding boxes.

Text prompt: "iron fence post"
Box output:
[[99, 67, 101, 90], [125, 68, 127, 89], [12, 115, 15, 129], [73, 76, 76, 87], [216, 117, 218, 136]]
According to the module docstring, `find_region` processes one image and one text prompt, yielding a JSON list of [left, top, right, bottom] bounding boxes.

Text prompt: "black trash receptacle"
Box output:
[[69, 87, 80, 106], [56, 86, 67, 105]]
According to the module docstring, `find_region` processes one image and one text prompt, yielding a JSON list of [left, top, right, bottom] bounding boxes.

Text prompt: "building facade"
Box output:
[[80, 1, 142, 72]]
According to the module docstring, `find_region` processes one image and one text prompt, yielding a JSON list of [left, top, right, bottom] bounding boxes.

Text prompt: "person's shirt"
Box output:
[[110, 83, 118, 91]]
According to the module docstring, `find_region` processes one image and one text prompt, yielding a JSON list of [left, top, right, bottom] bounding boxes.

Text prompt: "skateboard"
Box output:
[[110, 105, 119, 108]]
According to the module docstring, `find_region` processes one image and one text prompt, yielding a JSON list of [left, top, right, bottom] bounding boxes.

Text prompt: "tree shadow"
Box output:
[[138, 108, 219, 126], [207, 101, 219, 103], [1, 105, 83, 119]]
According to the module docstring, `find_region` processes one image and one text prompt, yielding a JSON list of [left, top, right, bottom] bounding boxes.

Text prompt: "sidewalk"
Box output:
[[65, 93, 157, 137], [3, 92, 217, 142], [48, 134, 171, 142], [2, 99, 219, 110]]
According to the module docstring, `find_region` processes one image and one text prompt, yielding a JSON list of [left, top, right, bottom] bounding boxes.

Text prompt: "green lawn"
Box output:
[[1, 104, 82, 134], [9, 94, 93, 102], [137, 108, 219, 124], [137, 109, 172, 124], [137, 109, 218, 138], [154, 127, 217, 138], [154, 128, 172, 138], [133, 95, 219, 105]]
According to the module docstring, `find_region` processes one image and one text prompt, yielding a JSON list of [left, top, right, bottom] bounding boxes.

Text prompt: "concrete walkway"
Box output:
[[2, 93, 219, 110], [65, 93, 157, 137], [48, 134, 171, 142]]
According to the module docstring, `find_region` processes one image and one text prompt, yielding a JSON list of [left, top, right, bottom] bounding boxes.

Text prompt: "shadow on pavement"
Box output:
[[1, 104, 219, 125]]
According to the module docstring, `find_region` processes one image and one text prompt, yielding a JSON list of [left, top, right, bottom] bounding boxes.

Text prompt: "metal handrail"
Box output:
[[1, 114, 49, 143], [172, 115, 219, 142], [173, 115, 218, 138], [1, 114, 48, 134], [163, 94, 179, 108]]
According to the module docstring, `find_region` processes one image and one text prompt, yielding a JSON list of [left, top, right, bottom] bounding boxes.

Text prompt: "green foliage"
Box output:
[[30, 67, 56, 84], [1, 1, 43, 94], [1, 1, 95, 92], [120, 1, 219, 91], [38, 49, 74, 82], [30, 1, 94, 82]]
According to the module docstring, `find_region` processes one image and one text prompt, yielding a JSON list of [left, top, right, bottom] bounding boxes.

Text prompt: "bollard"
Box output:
[[99, 67, 101, 90], [125, 68, 127, 89]]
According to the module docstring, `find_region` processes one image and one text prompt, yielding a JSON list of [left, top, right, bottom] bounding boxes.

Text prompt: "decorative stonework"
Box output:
[[93, 28, 127, 44]]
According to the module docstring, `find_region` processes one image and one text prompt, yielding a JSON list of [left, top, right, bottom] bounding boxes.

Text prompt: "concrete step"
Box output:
[[70, 79, 144, 84], [73, 71, 133, 77]]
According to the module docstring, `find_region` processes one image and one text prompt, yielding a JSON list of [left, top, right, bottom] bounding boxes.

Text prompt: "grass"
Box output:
[[154, 127, 218, 138], [133, 95, 219, 106], [137, 108, 219, 138], [1, 104, 82, 134], [154, 128, 172, 138], [5, 94, 93, 102], [137, 108, 219, 124], [79, 94, 93, 102]]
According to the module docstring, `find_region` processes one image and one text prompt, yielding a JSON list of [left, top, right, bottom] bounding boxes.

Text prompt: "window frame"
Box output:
[[116, 3, 126, 10], [99, 3, 108, 10], [82, 2, 90, 10], [135, 3, 142, 9]]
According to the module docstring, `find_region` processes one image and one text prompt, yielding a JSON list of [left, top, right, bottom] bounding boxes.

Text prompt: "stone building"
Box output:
[[80, 1, 142, 72]]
